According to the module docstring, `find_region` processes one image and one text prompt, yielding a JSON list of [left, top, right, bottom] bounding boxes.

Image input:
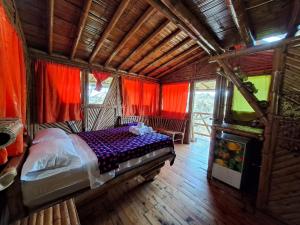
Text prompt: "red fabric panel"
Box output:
[[34, 60, 82, 123], [161, 82, 189, 119], [122, 77, 159, 116], [0, 3, 27, 163], [92, 71, 110, 91]]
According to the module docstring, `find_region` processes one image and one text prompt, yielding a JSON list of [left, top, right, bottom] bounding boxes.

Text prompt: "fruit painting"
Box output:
[[214, 138, 245, 172]]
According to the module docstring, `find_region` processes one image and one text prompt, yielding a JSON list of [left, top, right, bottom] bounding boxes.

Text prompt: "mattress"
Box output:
[[22, 134, 172, 208]]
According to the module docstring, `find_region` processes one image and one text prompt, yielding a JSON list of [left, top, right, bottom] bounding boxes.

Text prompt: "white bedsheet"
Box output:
[[22, 134, 172, 208]]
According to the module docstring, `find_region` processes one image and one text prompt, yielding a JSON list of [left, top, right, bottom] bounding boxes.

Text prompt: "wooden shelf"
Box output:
[[213, 123, 264, 140]]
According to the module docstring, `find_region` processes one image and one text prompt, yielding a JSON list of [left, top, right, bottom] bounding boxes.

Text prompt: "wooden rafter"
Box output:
[[156, 54, 207, 79], [48, 0, 54, 54], [226, 0, 255, 47], [145, 0, 212, 54], [210, 35, 300, 61], [217, 60, 268, 124], [160, 0, 223, 54], [70, 0, 93, 59], [286, 0, 300, 38], [118, 20, 170, 70], [148, 45, 199, 77], [140, 38, 192, 74], [129, 29, 182, 73], [89, 0, 130, 63], [105, 7, 156, 67]]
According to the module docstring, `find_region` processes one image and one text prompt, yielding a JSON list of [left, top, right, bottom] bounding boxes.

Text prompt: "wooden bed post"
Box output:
[[256, 46, 286, 209]]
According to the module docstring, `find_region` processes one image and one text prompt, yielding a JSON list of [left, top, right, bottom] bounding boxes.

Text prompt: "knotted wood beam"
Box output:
[[118, 20, 170, 70], [129, 29, 182, 73], [145, 0, 212, 54], [286, 0, 300, 38], [148, 45, 199, 77], [226, 0, 255, 47], [89, 0, 130, 63], [217, 60, 268, 124], [140, 37, 192, 74], [160, 0, 224, 54], [70, 0, 93, 59], [105, 7, 156, 67], [48, 0, 54, 54]]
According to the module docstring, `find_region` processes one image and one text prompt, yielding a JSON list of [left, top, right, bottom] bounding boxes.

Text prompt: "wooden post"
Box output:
[[256, 47, 286, 209], [224, 81, 234, 123], [207, 75, 222, 178], [82, 70, 89, 132], [186, 81, 195, 144]]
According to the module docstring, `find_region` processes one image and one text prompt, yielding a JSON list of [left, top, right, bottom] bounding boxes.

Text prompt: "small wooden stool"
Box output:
[[10, 199, 80, 225]]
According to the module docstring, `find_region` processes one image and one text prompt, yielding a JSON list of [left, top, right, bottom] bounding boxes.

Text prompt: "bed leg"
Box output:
[[141, 162, 164, 182]]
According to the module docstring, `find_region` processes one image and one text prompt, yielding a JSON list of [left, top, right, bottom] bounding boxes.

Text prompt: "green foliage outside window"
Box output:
[[232, 75, 271, 121]]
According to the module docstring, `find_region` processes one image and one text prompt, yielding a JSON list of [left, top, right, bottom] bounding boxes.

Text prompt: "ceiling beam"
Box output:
[[148, 45, 200, 77], [209, 36, 300, 62], [48, 0, 54, 54], [286, 0, 300, 38], [70, 0, 93, 59], [226, 0, 255, 47], [140, 37, 192, 74], [156, 54, 207, 79], [217, 60, 268, 124], [105, 7, 156, 67], [118, 20, 170, 70], [129, 29, 182, 73], [89, 0, 130, 63], [160, 0, 223, 54], [145, 0, 212, 54]]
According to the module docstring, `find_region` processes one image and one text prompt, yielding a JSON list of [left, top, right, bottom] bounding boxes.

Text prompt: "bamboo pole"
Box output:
[[207, 75, 222, 178], [210, 36, 300, 62], [256, 47, 286, 209]]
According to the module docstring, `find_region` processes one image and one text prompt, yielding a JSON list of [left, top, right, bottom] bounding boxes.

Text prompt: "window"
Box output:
[[231, 75, 271, 121], [88, 73, 113, 104]]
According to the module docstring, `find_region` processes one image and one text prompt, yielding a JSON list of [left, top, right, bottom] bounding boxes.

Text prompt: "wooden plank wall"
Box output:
[[265, 42, 300, 225], [160, 59, 218, 83]]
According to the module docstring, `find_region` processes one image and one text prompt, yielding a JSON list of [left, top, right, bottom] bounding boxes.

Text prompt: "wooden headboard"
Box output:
[[33, 120, 83, 136]]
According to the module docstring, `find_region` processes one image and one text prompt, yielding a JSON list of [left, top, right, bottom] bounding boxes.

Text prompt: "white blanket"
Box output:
[[129, 124, 154, 136]]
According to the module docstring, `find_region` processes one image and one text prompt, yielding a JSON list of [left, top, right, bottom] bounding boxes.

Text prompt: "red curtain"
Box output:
[[92, 71, 110, 91], [0, 3, 27, 164], [34, 60, 82, 123], [122, 77, 159, 116], [161, 82, 189, 119]]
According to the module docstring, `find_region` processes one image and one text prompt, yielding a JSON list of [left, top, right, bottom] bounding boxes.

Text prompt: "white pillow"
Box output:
[[32, 128, 69, 144], [21, 138, 81, 181]]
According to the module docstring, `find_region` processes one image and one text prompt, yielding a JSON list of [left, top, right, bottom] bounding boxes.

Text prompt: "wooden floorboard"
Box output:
[[77, 139, 279, 225]]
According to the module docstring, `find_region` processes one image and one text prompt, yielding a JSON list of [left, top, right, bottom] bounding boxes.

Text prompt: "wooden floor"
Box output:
[[77, 139, 278, 225]]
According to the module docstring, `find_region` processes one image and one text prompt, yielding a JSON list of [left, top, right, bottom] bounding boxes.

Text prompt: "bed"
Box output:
[[21, 125, 175, 208]]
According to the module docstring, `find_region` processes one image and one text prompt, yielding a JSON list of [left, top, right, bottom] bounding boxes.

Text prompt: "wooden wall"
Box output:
[[160, 59, 218, 83], [263, 42, 300, 225]]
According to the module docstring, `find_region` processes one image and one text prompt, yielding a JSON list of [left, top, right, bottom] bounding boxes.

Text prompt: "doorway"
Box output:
[[190, 80, 216, 162]]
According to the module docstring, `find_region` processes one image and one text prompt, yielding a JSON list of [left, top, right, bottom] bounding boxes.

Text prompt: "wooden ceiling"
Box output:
[[15, 0, 299, 79]]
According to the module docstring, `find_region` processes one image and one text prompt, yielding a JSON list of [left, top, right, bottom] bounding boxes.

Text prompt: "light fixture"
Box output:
[[262, 33, 287, 43]]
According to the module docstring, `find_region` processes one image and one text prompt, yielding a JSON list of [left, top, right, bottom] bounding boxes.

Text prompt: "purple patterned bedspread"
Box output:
[[77, 126, 175, 174]]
